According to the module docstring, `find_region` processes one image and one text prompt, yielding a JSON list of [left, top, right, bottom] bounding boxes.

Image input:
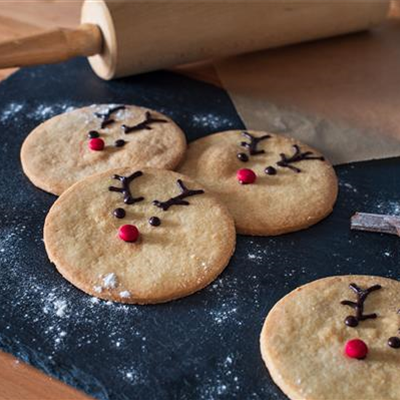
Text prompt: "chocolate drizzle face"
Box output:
[[341, 283, 382, 327], [153, 180, 204, 211], [277, 144, 325, 173], [101, 119, 115, 129], [122, 111, 168, 134], [95, 105, 126, 129], [95, 105, 125, 121], [240, 131, 271, 156], [109, 171, 145, 205]]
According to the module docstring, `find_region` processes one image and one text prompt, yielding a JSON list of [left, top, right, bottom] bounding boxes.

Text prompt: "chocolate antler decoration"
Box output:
[[276, 144, 324, 173], [108, 171, 145, 205], [95, 105, 126, 129], [240, 131, 271, 156], [153, 180, 204, 211], [121, 111, 168, 134], [341, 283, 382, 327]]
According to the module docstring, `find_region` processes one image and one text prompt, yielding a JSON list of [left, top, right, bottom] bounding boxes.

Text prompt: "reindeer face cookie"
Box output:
[[260, 275, 400, 400], [178, 130, 338, 236], [43, 168, 235, 304], [21, 105, 186, 195]]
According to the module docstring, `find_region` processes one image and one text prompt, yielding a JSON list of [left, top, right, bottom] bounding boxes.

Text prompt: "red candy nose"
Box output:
[[345, 339, 368, 359], [119, 224, 139, 242], [237, 168, 256, 184], [89, 138, 105, 151]]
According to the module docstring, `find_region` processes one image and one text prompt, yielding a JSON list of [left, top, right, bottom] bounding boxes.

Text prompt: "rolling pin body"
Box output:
[[0, 0, 390, 80], [82, 0, 389, 79]]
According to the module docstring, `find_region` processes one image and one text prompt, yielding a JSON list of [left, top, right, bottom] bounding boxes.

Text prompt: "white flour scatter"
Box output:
[[192, 113, 235, 130], [103, 273, 118, 289], [0, 226, 26, 259], [0, 102, 24, 123], [0, 102, 79, 124], [93, 285, 102, 293], [339, 181, 358, 193], [206, 275, 246, 326], [247, 251, 264, 263], [26, 103, 76, 121], [198, 353, 241, 399], [43, 293, 68, 318], [54, 300, 68, 317], [209, 302, 239, 325], [54, 329, 67, 345], [375, 200, 400, 215], [113, 106, 137, 122], [121, 367, 142, 385], [245, 240, 270, 266], [119, 290, 131, 298]]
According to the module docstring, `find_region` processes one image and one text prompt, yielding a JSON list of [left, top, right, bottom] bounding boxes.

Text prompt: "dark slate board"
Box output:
[[0, 58, 399, 400]]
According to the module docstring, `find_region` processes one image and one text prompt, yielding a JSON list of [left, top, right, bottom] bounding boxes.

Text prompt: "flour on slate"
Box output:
[[0, 217, 146, 375], [119, 366, 142, 384], [155, 106, 237, 131], [0, 102, 24, 123], [339, 181, 358, 193], [43, 294, 68, 318], [197, 353, 241, 399], [191, 113, 235, 130], [375, 200, 400, 215], [27, 104, 76, 120], [0, 102, 79, 124]]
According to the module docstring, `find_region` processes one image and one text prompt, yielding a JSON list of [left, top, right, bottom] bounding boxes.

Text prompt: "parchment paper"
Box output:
[[215, 7, 400, 165]]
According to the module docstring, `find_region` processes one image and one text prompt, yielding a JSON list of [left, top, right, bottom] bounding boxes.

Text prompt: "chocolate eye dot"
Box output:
[[388, 337, 400, 349], [149, 216, 161, 227], [88, 130, 100, 139], [113, 208, 126, 219], [237, 153, 249, 162], [265, 166, 277, 175], [344, 315, 358, 327], [114, 139, 126, 148]]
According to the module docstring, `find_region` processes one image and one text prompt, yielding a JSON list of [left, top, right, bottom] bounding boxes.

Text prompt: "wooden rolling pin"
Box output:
[[0, 0, 390, 80]]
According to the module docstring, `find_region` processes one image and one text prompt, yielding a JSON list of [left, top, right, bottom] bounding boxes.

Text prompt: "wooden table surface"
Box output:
[[0, 2, 219, 399]]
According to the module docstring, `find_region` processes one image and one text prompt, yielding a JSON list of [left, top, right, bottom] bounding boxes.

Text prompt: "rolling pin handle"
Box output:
[[0, 23, 103, 69]]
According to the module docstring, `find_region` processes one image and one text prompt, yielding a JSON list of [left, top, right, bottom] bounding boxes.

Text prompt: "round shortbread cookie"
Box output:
[[178, 130, 338, 236], [44, 168, 236, 304], [260, 275, 400, 400], [21, 105, 186, 195]]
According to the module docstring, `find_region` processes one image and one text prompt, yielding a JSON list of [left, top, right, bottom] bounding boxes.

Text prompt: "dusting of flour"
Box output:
[[0, 102, 78, 124]]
